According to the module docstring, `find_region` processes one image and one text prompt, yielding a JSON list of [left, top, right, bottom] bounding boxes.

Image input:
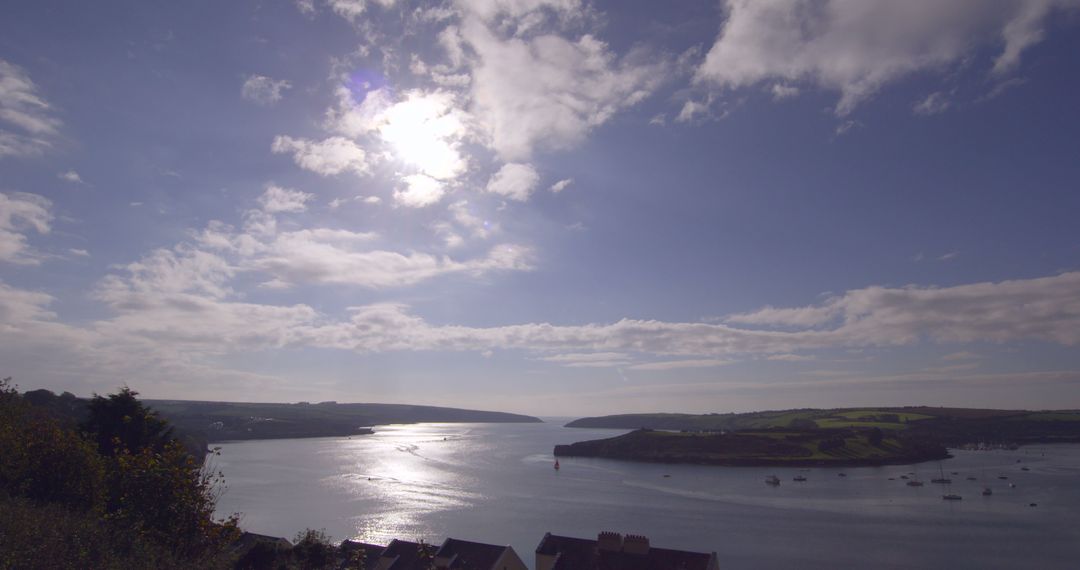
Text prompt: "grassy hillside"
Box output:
[[565, 407, 1080, 446], [147, 400, 542, 442], [553, 428, 948, 467]]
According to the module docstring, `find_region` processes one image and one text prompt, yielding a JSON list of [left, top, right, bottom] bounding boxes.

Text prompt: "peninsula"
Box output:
[[146, 399, 542, 442], [557, 407, 1080, 466]]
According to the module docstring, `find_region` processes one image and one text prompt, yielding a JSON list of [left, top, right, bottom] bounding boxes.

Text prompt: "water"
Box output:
[[211, 421, 1080, 569]]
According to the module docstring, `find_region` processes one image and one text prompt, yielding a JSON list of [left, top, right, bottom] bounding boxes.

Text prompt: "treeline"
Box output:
[[0, 378, 238, 569]]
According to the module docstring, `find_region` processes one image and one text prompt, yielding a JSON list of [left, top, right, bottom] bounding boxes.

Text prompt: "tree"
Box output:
[[81, 387, 174, 457], [79, 386, 238, 558], [292, 528, 335, 570], [0, 378, 105, 512]]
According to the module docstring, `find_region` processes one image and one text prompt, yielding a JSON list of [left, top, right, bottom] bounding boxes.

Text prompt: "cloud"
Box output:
[[913, 91, 950, 116], [696, 0, 1080, 115], [328, 0, 397, 23], [68, 248, 90, 257], [541, 352, 633, 368], [394, 174, 446, 207], [0, 192, 51, 264], [766, 353, 816, 362], [449, 200, 496, 238], [548, 178, 573, 193], [328, 87, 470, 181], [57, 170, 83, 184], [241, 74, 292, 106], [271, 135, 369, 177], [295, 0, 316, 15], [725, 271, 1080, 348], [628, 359, 732, 371], [257, 185, 313, 214], [0, 59, 62, 158], [938, 251, 959, 261], [195, 192, 533, 289], [941, 351, 982, 361], [454, 6, 667, 160], [770, 83, 799, 101], [486, 163, 539, 201]]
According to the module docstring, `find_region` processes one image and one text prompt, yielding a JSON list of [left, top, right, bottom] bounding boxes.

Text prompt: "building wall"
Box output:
[[494, 547, 529, 570], [535, 552, 557, 570]]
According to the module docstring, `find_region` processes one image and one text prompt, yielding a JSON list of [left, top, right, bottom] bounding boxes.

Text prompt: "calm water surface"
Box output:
[[212, 421, 1080, 569]]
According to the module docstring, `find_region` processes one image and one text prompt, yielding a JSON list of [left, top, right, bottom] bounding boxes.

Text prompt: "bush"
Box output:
[[1, 380, 239, 567], [0, 378, 105, 512]]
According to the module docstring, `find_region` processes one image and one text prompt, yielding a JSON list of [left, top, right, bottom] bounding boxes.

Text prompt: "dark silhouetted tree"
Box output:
[[81, 386, 174, 457]]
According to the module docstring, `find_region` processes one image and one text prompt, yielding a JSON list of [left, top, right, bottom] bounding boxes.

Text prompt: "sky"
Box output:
[[2, 0, 1080, 417]]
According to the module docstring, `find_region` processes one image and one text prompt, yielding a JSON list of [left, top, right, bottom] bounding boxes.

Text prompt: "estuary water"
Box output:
[[212, 421, 1080, 569]]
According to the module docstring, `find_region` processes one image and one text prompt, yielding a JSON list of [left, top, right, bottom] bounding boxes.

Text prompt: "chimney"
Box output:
[[597, 532, 622, 552], [623, 534, 650, 555]]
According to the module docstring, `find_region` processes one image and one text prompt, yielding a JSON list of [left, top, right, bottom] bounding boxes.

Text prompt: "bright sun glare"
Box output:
[[378, 93, 467, 181]]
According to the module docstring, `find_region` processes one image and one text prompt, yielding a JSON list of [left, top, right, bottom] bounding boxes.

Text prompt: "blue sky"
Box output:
[[2, 0, 1080, 416]]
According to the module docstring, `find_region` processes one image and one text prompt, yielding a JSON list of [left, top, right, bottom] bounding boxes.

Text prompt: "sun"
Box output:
[[377, 92, 468, 181]]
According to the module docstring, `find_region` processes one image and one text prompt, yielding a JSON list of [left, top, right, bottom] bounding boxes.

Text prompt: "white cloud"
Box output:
[[257, 184, 313, 213], [362, 195, 382, 204], [394, 174, 446, 207], [271, 135, 369, 177], [913, 91, 950, 116], [675, 99, 711, 123], [241, 74, 292, 106], [328, 0, 398, 23], [486, 162, 539, 201], [548, 178, 573, 193], [541, 352, 632, 368], [766, 353, 816, 362], [628, 359, 732, 371], [68, 248, 90, 257], [449, 200, 495, 238], [0, 192, 51, 264], [197, 192, 531, 289], [942, 351, 982, 361], [770, 83, 799, 101], [938, 251, 960, 261], [57, 170, 83, 184], [0, 59, 62, 158], [328, 87, 470, 181], [294, 0, 316, 16], [726, 271, 1080, 348], [455, 9, 667, 160], [696, 0, 1080, 115]]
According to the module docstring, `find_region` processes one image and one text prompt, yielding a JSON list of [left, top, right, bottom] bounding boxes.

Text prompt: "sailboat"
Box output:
[[931, 462, 952, 484]]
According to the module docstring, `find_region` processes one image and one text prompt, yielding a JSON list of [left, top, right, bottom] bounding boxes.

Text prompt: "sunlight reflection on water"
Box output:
[[214, 423, 1080, 569]]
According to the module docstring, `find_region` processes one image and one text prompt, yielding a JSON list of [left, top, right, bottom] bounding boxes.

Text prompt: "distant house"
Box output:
[[433, 538, 528, 570], [340, 540, 388, 569], [535, 531, 719, 570], [343, 537, 526, 570]]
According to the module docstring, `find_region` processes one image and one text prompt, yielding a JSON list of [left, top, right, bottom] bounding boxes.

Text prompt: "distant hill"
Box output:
[[146, 399, 542, 442], [565, 407, 1080, 447], [554, 427, 949, 467], [17, 389, 541, 451]]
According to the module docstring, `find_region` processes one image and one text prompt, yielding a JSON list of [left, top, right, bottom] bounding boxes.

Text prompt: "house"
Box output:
[[433, 537, 528, 570], [340, 540, 388, 569], [343, 537, 526, 570], [535, 531, 720, 570]]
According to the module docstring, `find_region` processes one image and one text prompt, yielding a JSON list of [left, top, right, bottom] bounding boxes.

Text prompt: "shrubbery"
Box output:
[[0, 378, 239, 569]]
